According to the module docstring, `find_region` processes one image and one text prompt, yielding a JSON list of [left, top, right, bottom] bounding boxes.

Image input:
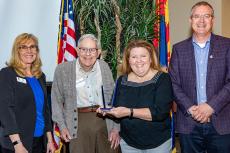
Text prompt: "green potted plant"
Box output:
[[74, 0, 158, 78]]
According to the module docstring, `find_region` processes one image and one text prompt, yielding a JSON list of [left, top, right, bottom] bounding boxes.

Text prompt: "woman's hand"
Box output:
[[46, 132, 56, 153], [97, 107, 130, 118], [14, 143, 28, 153], [106, 107, 130, 118], [46, 141, 56, 153], [10, 134, 28, 153], [109, 128, 120, 149]]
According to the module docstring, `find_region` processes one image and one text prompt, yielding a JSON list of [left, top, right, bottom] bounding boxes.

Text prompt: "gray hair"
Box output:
[[77, 34, 101, 49], [190, 1, 214, 18]]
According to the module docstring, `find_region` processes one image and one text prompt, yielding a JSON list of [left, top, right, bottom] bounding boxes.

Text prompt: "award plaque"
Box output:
[[100, 85, 112, 111], [100, 80, 117, 112]]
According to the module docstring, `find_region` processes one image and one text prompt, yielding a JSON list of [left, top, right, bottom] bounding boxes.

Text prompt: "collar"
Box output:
[[192, 35, 211, 48], [76, 58, 98, 73]]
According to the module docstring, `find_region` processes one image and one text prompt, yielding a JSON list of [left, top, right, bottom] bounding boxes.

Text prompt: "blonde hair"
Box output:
[[7, 33, 42, 78], [120, 40, 161, 75]]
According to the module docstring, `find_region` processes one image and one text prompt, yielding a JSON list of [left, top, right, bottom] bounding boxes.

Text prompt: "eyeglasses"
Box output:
[[192, 14, 213, 20], [79, 47, 98, 54], [19, 45, 38, 52]]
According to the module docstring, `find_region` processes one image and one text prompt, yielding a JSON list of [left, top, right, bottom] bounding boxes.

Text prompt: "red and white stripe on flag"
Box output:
[[57, 0, 77, 64], [54, 0, 77, 152], [53, 124, 62, 151]]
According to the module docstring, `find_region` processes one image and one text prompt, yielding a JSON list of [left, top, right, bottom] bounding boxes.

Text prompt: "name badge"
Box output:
[[76, 78, 85, 88], [16, 77, 27, 84]]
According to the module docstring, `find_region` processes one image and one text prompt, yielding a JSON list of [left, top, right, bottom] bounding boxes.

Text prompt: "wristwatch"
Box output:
[[12, 140, 21, 146]]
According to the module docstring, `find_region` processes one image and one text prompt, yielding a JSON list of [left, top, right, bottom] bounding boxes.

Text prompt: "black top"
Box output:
[[115, 72, 173, 149], [0, 67, 52, 152]]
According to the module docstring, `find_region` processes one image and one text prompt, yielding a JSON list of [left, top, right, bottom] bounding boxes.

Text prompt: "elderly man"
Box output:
[[169, 1, 230, 153], [51, 34, 120, 153]]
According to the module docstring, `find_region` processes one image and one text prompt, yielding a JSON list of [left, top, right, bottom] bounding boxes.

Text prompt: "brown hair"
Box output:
[[120, 39, 161, 75], [7, 33, 42, 78], [191, 1, 214, 18]]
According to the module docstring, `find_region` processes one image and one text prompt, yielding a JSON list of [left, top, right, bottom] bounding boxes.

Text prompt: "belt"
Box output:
[[78, 105, 99, 113]]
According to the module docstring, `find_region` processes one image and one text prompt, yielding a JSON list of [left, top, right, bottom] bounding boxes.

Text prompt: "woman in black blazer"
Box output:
[[0, 33, 55, 153]]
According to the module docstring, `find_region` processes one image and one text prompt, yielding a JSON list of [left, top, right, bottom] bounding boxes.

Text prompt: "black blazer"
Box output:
[[0, 67, 52, 152]]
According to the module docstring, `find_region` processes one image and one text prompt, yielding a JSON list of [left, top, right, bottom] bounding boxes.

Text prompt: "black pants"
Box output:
[[1, 136, 44, 153], [179, 123, 230, 153]]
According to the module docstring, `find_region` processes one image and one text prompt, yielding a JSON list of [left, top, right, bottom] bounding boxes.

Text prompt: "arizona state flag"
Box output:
[[153, 0, 176, 153], [153, 0, 171, 67]]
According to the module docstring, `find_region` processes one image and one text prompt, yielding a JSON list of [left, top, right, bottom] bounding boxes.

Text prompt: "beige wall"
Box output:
[[222, 0, 230, 38], [169, 0, 222, 47]]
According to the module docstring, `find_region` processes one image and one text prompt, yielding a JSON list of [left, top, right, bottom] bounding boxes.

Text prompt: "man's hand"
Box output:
[[194, 103, 214, 123], [109, 129, 120, 149], [189, 103, 214, 123], [61, 128, 72, 142], [188, 105, 197, 116]]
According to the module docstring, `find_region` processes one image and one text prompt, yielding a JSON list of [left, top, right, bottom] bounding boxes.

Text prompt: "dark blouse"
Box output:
[[114, 72, 173, 149]]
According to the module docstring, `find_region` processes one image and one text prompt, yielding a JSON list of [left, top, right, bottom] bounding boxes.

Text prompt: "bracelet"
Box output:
[[129, 108, 133, 119], [12, 140, 21, 146]]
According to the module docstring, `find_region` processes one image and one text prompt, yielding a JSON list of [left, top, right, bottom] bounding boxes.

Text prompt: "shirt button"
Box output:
[[74, 109, 77, 112], [74, 126, 77, 129], [73, 134, 75, 137], [74, 118, 77, 121]]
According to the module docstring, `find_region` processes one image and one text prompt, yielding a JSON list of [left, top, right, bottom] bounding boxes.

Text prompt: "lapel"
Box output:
[[206, 34, 216, 81], [38, 75, 46, 94], [187, 37, 197, 83], [72, 60, 77, 106], [72, 60, 77, 87], [38, 75, 48, 113]]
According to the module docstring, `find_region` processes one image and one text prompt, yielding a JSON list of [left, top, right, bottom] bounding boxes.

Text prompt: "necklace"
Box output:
[[129, 69, 158, 83]]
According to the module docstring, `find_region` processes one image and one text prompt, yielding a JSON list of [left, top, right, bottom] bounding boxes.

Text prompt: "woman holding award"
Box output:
[[98, 40, 173, 153]]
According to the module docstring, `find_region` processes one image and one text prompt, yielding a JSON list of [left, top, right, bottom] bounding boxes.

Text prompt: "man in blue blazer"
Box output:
[[169, 1, 230, 153]]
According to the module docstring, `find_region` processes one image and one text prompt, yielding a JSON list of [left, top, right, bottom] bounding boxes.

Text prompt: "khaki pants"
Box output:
[[69, 112, 117, 153]]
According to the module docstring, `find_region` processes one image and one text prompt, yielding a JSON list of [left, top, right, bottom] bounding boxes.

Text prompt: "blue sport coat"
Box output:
[[169, 34, 230, 135]]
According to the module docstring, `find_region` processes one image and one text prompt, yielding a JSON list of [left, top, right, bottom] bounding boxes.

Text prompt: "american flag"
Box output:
[[54, 0, 77, 152], [57, 0, 77, 64]]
